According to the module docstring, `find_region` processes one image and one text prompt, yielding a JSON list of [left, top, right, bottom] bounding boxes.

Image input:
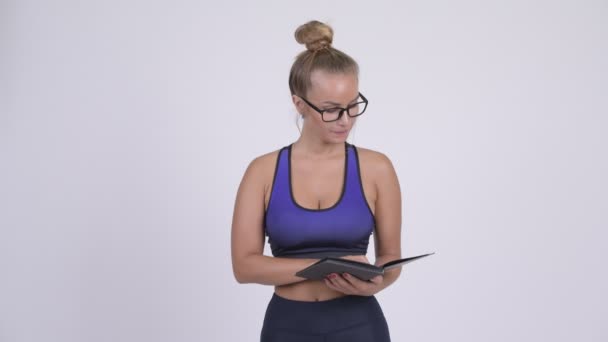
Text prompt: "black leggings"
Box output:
[[260, 293, 391, 342]]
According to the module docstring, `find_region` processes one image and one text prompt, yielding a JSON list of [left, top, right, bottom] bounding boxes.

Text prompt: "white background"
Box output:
[[1, 0, 607, 341]]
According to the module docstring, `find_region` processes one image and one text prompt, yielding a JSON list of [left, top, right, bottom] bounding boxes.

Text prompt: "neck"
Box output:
[[292, 135, 345, 159]]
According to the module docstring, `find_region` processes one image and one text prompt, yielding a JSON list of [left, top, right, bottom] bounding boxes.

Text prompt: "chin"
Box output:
[[327, 130, 350, 141], [329, 136, 348, 144]]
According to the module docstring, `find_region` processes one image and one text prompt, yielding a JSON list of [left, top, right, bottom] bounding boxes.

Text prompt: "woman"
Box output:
[[231, 20, 402, 342]]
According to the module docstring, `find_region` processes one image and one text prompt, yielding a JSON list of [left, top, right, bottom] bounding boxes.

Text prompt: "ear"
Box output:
[[292, 94, 306, 117]]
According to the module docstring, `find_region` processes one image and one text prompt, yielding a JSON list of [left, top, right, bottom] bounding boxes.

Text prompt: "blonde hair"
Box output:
[[289, 20, 360, 133]]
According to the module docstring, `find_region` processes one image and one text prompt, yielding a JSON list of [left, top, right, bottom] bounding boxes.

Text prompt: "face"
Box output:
[[292, 69, 360, 143]]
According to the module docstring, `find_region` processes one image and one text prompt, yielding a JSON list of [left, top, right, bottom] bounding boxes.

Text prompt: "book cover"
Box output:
[[295, 252, 435, 281]]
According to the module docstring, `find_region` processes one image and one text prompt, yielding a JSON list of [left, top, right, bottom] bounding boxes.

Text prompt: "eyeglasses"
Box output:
[[296, 92, 369, 122]]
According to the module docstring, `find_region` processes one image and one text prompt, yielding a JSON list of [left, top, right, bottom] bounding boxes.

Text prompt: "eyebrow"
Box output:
[[321, 94, 360, 106]]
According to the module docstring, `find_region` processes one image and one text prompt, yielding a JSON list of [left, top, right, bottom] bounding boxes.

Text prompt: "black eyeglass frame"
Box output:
[[295, 92, 369, 122]]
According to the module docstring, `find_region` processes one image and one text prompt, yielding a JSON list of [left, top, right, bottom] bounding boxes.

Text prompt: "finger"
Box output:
[[326, 274, 347, 292], [343, 273, 379, 294], [342, 272, 365, 286], [325, 275, 351, 294], [324, 277, 338, 290], [333, 273, 358, 293]]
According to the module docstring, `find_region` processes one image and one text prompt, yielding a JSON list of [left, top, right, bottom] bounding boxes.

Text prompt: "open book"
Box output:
[[295, 252, 435, 281]]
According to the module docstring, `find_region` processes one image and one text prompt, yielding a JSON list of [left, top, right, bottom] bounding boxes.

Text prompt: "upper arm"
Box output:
[[231, 156, 268, 265], [372, 153, 402, 258]]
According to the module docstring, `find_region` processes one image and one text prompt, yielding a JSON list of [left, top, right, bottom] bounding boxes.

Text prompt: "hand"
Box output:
[[324, 272, 384, 296], [323, 255, 384, 296]]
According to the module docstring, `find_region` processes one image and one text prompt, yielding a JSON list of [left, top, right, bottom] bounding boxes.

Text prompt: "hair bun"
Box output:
[[294, 20, 334, 51]]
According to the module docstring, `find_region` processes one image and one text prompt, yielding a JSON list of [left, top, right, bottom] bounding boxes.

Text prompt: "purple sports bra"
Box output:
[[264, 142, 376, 258]]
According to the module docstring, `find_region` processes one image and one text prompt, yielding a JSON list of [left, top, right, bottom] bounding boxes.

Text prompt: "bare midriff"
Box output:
[[274, 278, 348, 302]]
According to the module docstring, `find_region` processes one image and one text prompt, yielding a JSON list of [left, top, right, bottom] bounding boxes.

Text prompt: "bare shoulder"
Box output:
[[353, 145, 396, 176], [248, 148, 281, 170], [241, 147, 282, 189]]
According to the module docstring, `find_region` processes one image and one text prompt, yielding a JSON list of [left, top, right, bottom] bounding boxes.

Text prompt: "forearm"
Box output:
[[233, 254, 318, 286], [374, 254, 402, 291]]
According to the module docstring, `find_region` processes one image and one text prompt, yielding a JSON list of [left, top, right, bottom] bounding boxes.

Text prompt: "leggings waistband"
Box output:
[[261, 292, 390, 340]]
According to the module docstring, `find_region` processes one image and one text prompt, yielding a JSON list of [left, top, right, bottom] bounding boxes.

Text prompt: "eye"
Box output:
[[324, 107, 342, 114]]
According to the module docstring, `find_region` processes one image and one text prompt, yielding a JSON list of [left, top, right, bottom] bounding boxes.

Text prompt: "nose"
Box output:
[[338, 109, 350, 124]]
